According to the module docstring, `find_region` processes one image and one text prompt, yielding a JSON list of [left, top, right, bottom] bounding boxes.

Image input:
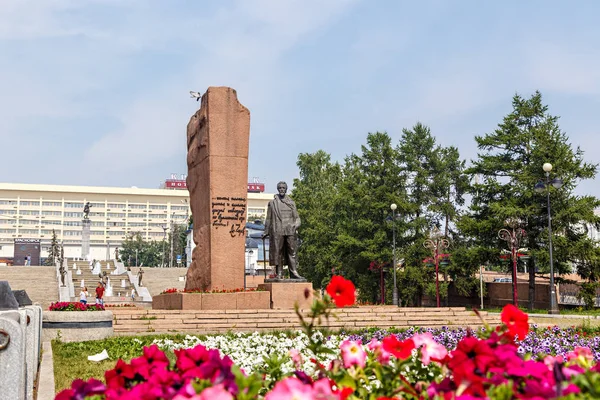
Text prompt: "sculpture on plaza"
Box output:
[[83, 202, 91, 220], [263, 181, 304, 280], [59, 266, 67, 287], [137, 267, 144, 287]]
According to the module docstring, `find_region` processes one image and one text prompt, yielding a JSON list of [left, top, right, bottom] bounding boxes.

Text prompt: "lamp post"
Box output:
[[245, 248, 254, 290], [423, 226, 450, 308], [535, 162, 563, 314], [161, 226, 167, 268], [390, 203, 398, 306], [498, 218, 526, 306], [135, 249, 138, 267]]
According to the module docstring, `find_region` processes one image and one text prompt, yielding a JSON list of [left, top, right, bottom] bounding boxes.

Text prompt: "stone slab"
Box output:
[[12, 290, 32, 307], [0, 281, 19, 310], [185, 87, 250, 292], [236, 291, 270, 309], [258, 282, 314, 310], [200, 293, 237, 310], [36, 342, 55, 400]]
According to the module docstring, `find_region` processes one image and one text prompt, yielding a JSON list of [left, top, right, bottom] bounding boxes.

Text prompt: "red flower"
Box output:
[[501, 304, 529, 340], [326, 276, 356, 307], [448, 336, 496, 386], [382, 335, 415, 360], [105, 359, 136, 389]]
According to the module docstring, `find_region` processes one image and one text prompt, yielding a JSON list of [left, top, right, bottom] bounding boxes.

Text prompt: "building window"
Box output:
[[91, 231, 104, 236], [64, 212, 83, 218], [64, 231, 82, 236], [64, 221, 81, 226], [91, 221, 105, 227], [0, 229, 15, 233], [20, 201, 40, 206], [0, 200, 18, 205], [90, 202, 105, 208], [0, 210, 17, 215], [149, 214, 166, 219], [20, 210, 40, 215], [42, 211, 61, 216], [149, 205, 168, 210], [129, 213, 146, 218], [42, 201, 62, 207], [129, 222, 145, 227], [129, 204, 147, 209], [107, 203, 125, 209], [171, 205, 188, 211], [20, 229, 38, 234], [108, 213, 126, 218], [64, 202, 84, 208], [44, 220, 61, 225]]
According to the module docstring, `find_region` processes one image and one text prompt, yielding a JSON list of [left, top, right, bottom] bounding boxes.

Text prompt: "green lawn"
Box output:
[[52, 335, 188, 392]]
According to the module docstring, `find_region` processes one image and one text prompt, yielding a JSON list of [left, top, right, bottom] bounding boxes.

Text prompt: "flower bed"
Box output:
[[49, 302, 105, 311], [58, 276, 600, 399]]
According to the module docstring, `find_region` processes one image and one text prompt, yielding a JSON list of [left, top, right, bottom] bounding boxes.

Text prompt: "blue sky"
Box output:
[[1, 0, 600, 196]]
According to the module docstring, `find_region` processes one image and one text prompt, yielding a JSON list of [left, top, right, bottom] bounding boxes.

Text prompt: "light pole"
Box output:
[[390, 203, 398, 306], [161, 226, 167, 268], [535, 162, 563, 314], [498, 218, 526, 307], [135, 249, 138, 267], [245, 248, 254, 290], [423, 226, 450, 308]]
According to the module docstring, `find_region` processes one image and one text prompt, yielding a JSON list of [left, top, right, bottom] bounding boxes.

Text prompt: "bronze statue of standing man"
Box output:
[[263, 181, 304, 280]]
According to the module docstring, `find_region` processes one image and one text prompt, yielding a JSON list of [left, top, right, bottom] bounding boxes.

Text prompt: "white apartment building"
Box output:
[[0, 183, 272, 263]]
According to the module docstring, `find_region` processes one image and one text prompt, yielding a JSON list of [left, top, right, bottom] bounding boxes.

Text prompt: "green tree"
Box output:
[[461, 91, 600, 309], [292, 150, 342, 288], [45, 229, 60, 266], [119, 232, 167, 268]]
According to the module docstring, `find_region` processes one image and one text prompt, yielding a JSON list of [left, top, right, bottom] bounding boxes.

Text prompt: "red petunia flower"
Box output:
[[326, 275, 356, 307], [501, 304, 529, 340], [448, 336, 496, 385], [382, 335, 415, 360]]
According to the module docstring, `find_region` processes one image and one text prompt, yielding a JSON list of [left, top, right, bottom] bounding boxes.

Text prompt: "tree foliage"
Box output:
[[460, 91, 600, 307], [293, 127, 469, 304], [45, 229, 61, 266], [118, 232, 167, 268]]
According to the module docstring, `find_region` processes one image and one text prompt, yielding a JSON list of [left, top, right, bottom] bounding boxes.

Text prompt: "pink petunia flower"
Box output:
[[265, 377, 315, 400], [289, 349, 303, 369], [340, 340, 366, 369], [412, 333, 448, 366], [367, 338, 391, 364]]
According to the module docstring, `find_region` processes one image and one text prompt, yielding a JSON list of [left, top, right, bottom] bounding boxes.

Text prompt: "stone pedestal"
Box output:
[[185, 87, 250, 291], [81, 219, 91, 259], [258, 282, 314, 310], [152, 291, 270, 310]]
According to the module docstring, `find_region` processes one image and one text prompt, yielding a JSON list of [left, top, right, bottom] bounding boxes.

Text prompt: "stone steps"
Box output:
[[111, 306, 499, 335], [0, 266, 58, 309]]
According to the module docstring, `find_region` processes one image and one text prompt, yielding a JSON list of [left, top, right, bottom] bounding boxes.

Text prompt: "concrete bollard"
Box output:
[[0, 310, 26, 400]]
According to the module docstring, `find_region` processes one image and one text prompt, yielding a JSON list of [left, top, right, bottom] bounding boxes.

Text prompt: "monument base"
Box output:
[[258, 282, 314, 310], [264, 278, 307, 283], [152, 291, 270, 310]]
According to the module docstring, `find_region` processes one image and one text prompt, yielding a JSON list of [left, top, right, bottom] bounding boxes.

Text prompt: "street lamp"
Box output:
[[390, 203, 398, 306], [245, 248, 254, 290], [161, 226, 167, 268], [535, 162, 563, 314], [498, 218, 526, 306], [423, 226, 450, 308]]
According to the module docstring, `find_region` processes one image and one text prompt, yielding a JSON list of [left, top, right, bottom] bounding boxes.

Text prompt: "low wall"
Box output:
[[42, 310, 113, 342], [424, 282, 555, 309], [152, 291, 270, 310]]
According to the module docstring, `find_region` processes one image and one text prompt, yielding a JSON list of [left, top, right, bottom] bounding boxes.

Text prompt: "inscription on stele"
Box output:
[[211, 196, 247, 237]]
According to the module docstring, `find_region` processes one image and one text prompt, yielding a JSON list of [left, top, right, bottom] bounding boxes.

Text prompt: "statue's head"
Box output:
[[277, 181, 288, 197]]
